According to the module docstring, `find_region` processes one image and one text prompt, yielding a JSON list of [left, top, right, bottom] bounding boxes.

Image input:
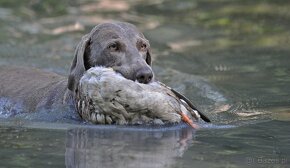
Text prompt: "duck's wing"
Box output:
[[170, 88, 211, 123], [156, 81, 211, 123]]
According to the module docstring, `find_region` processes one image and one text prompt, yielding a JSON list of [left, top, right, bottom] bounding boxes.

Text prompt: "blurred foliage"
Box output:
[[0, 0, 74, 18], [1, 0, 289, 48], [135, 0, 290, 50]]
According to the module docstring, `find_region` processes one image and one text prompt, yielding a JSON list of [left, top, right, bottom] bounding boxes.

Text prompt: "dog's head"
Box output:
[[68, 22, 153, 93]]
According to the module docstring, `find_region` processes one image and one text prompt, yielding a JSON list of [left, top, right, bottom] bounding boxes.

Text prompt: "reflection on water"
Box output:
[[1, 121, 289, 168], [0, 0, 290, 167], [0, 125, 66, 168], [65, 125, 193, 168]]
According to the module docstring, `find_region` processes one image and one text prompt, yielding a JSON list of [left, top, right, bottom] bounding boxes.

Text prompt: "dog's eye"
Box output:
[[107, 42, 119, 51], [140, 43, 147, 51]]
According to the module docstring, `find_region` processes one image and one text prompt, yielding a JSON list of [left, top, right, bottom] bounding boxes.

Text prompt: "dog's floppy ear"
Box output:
[[67, 34, 90, 92]]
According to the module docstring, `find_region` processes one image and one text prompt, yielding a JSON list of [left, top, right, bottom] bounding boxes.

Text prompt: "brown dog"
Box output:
[[0, 22, 154, 113]]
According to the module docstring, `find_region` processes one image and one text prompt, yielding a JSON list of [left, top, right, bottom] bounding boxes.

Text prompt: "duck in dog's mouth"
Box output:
[[76, 67, 210, 128]]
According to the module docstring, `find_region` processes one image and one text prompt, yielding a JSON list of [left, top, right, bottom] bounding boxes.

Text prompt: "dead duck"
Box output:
[[76, 67, 210, 128]]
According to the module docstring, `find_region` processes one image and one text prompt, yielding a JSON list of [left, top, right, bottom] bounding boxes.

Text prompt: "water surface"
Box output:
[[0, 0, 289, 167]]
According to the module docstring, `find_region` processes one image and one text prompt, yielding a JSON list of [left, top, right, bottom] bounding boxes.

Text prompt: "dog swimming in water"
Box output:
[[0, 22, 210, 127]]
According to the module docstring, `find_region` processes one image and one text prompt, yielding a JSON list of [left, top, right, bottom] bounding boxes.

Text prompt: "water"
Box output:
[[0, 0, 290, 167]]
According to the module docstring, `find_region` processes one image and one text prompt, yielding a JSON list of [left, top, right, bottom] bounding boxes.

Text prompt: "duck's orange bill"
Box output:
[[179, 112, 199, 129]]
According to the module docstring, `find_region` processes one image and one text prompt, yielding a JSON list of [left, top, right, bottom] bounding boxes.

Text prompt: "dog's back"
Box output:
[[0, 67, 68, 112]]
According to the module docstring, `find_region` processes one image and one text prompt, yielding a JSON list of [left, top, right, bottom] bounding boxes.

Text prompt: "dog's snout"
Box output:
[[136, 68, 153, 84]]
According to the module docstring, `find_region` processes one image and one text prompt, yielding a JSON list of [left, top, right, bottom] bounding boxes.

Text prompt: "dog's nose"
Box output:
[[136, 68, 153, 84]]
